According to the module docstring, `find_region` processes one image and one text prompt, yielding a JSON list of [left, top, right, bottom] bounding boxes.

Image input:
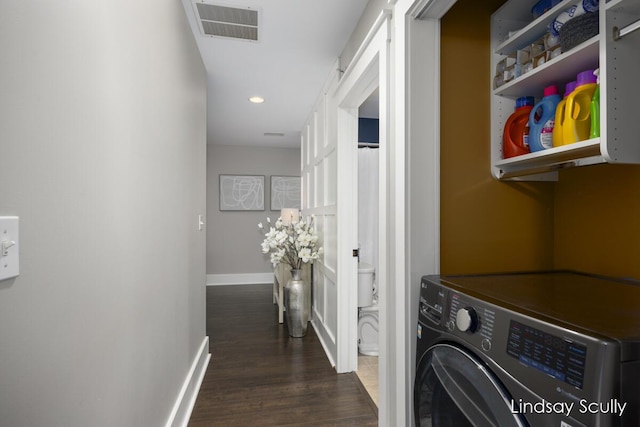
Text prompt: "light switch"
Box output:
[[198, 214, 205, 231], [0, 216, 19, 281]]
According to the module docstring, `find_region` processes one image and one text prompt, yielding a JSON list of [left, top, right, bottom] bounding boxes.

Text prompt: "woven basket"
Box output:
[[559, 12, 599, 53]]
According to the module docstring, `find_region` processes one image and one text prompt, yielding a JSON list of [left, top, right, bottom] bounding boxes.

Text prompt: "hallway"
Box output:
[[188, 284, 378, 426]]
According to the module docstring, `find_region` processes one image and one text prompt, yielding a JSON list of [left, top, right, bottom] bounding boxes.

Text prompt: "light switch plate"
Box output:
[[0, 216, 19, 281]]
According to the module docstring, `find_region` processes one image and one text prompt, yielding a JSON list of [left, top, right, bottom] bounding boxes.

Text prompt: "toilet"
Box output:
[[357, 262, 379, 356]]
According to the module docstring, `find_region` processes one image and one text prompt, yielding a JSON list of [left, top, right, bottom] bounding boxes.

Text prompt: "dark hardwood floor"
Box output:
[[188, 284, 378, 426]]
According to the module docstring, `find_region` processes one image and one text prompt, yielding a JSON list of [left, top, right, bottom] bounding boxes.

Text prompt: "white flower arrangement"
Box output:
[[258, 214, 323, 270]]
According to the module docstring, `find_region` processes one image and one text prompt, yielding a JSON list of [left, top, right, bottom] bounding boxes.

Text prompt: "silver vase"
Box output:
[[284, 268, 310, 337]]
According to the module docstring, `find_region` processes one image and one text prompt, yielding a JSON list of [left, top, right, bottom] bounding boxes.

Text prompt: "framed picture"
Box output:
[[270, 176, 301, 211], [219, 175, 265, 211]]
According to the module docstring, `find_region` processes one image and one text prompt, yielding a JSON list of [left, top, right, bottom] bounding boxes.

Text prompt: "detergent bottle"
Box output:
[[503, 96, 534, 159], [553, 81, 577, 147], [590, 68, 600, 139], [563, 69, 597, 144], [529, 85, 561, 152]]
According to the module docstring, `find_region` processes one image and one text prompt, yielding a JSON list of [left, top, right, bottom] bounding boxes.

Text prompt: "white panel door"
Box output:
[[302, 67, 340, 364]]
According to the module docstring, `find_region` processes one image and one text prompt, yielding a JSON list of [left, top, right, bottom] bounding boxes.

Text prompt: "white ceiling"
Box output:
[[181, 0, 370, 148]]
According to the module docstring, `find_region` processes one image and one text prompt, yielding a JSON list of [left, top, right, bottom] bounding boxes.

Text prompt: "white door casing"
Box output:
[[302, 0, 455, 425], [333, 10, 392, 377], [393, 2, 456, 425]]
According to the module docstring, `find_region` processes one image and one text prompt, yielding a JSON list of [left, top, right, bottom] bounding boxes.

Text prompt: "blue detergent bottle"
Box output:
[[529, 85, 562, 152]]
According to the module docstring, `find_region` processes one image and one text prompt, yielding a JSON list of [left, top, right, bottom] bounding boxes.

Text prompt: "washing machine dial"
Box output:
[[456, 307, 479, 333]]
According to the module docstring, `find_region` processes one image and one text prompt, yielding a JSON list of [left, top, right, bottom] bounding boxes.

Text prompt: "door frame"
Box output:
[[332, 1, 456, 425], [334, 10, 391, 376]]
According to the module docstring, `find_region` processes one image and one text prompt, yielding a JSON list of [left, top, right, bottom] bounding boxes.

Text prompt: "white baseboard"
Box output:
[[311, 315, 337, 368], [206, 273, 273, 286], [165, 336, 211, 427]]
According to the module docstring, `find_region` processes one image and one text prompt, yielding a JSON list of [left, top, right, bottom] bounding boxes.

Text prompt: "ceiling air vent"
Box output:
[[194, 2, 260, 42]]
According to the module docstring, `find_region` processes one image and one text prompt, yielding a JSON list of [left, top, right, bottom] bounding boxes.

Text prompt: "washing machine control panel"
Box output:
[[455, 307, 479, 333], [418, 280, 446, 325], [419, 278, 496, 346], [506, 319, 587, 389], [448, 292, 496, 344], [421, 277, 596, 386]]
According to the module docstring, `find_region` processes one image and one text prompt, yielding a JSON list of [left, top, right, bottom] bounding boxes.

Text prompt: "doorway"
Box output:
[[330, 1, 455, 424], [333, 12, 389, 422], [356, 88, 380, 406]]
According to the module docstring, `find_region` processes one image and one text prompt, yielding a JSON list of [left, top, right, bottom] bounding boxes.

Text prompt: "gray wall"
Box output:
[[340, 0, 390, 71], [0, 1, 207, 426], [207, 145, 301, 274]]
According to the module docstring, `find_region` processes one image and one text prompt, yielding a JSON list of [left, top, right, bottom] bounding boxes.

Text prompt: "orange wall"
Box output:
[[555, 164, 640, 279], [440, 0, 555, 275], [440, 0, 640, 281]]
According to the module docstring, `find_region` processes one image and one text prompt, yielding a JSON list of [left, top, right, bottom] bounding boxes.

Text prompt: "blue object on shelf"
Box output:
[[531, 0, 562, 18]]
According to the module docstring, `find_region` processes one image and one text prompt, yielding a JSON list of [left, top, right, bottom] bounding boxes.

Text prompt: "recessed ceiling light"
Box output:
[[249, 96, 264, 104]]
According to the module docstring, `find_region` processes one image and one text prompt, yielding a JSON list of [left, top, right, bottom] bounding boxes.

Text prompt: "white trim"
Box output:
[[337, 10, 392, 97], [409, 0, 457, 19], [391, 2, 451, 425], [206, 273, 273, 286], [165, 336, 211, 427], [336, 106, 361, 375], [333, 12, 392, 377], [310, 319, 336, 368]]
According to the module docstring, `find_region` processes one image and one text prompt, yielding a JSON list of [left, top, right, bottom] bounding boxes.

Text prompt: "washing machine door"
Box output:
[[414, 343, 527, 427]]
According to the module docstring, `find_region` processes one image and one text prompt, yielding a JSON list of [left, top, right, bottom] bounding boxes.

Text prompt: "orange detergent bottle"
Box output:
[[553, 81, 576, 147], [503, 96, 534, 159], [563, 70, 597, 144]]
